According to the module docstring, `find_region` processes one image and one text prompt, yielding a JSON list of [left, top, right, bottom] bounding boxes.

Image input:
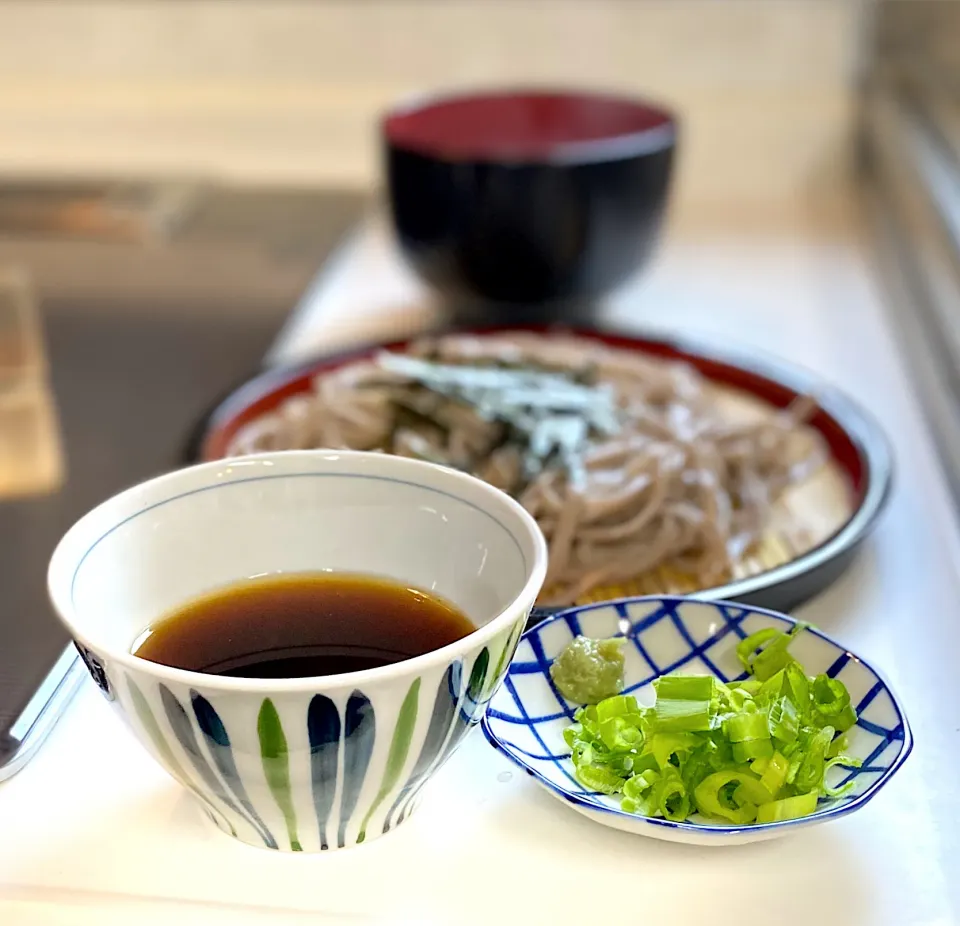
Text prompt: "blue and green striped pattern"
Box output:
[[115, 620, 522, 851]]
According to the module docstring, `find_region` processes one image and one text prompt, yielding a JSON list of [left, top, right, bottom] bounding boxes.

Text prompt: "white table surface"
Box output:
[[2, 214, 959, 926]]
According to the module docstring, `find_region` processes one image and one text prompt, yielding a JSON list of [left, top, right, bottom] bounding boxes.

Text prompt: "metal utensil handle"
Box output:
[[526, 606, 565, 630]]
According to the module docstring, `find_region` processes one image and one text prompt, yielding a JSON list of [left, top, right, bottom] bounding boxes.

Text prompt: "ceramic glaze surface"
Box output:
[[49, 450, 546, 850], [482, 596, 911, 846]]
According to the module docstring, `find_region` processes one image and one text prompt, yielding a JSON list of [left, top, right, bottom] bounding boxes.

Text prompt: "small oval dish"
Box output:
[[481, 596, 911, 845]]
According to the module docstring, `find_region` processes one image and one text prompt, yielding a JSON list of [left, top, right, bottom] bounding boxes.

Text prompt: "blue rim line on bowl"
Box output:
[[481, 595, 913, 837], [49, 451, 548, 695]]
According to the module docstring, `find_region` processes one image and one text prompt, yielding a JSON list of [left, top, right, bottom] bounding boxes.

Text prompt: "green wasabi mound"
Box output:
[[550, 635, 625, 704]]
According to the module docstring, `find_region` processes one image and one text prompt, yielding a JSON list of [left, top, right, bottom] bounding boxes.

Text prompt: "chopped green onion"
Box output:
[[758, 751, 790, 797], [595, 694, 641, 721], [826, 732, 850, 758], [750, 756, 770, 775], [725, 709, 768, 743], [562, 724, 582, 750], [718, 684, 754, 712], [645, 732, 701, 770], [736, 628, 781, 669], [733, 738, 775, 763], [621, 769, 660, 815], [785, 664, 811, 716], [652, 675, 715, 733], [737, 623, 808, 681], [755, 791, 818, 823], [793, 726, 835, 792], [624, 769, 660, 796], [573, 763, 624, 795], [822, 755, 863, 799], [598, 717, 643, 751], [655, 768, 691, 822], [812, 675, 857, 732], [725, 707, 774, 762], [679, 738, 727, 792], [728, 679, 762, 696], [767, 695, 800, 744], [694, 770, 769, 824], [558, 623, 861, 826]]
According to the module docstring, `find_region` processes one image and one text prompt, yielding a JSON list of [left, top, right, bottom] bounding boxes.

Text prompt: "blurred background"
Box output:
[[0, 0, 925, 304], [3, 0, 960, 665], [0, 0, 954, 503], [2, 0, 959, 489], [1, 1, 957, 474]]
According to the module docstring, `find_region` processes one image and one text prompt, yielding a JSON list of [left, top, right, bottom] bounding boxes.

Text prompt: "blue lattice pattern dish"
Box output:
[[481, 596, 912, 846]]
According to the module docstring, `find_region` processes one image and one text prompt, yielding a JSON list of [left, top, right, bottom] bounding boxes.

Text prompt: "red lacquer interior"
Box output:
[[383, 90, 674, 161], [202, 327, 865, 502]]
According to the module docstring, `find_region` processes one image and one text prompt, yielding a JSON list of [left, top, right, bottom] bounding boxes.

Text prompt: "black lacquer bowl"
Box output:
[[383, 89, 678, 309]]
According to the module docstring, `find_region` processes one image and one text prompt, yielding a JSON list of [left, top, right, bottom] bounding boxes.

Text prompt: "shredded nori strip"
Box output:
[[377, 352, 622, 485]]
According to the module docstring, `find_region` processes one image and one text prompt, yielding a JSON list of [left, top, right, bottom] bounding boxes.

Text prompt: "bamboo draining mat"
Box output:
[[561, 386, 854, 605]]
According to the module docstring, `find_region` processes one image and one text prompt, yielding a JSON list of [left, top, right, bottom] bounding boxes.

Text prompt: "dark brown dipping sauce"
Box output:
[[132, 573, 476, 679]]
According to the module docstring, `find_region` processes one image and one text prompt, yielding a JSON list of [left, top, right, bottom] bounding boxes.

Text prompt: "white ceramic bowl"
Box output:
[[482, 596, 912, 846], [48, 450, 547, 851]]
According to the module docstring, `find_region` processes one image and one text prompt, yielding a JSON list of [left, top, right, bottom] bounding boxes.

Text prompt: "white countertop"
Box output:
[[2, 213, 959, 925]]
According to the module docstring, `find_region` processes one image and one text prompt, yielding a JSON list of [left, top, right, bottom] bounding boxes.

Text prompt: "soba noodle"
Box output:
[[227, 334, 826, 605]]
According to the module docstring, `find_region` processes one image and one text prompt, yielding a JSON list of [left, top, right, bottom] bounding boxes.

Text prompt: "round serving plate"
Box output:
[[187, 324, 892, 615]]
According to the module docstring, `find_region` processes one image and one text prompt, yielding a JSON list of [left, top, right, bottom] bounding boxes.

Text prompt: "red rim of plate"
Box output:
[[197, 323, 893, 604]]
